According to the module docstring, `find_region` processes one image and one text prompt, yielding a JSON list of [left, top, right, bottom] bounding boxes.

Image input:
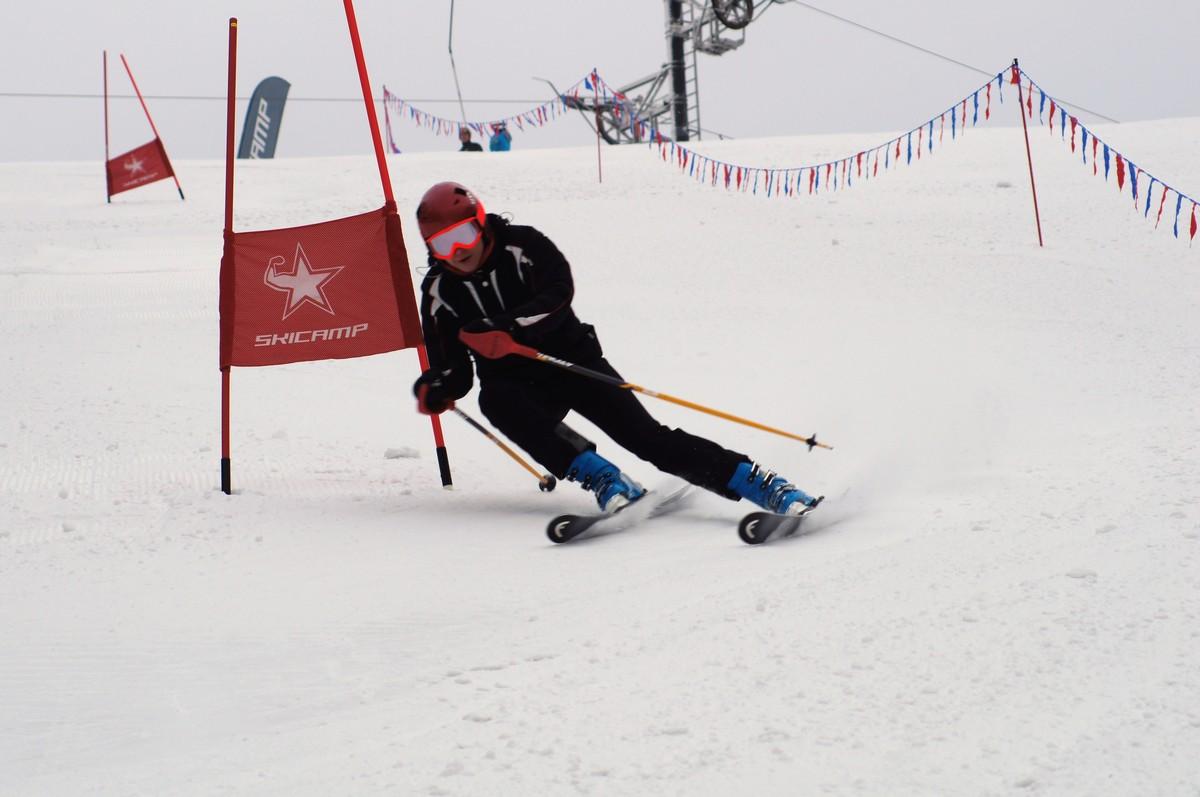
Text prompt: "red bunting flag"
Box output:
[[1010, 65, 1020, 84], [1069, 117, 1077, 152], [219, 207, 421, 368], [1092, 137, 1099, 175], [1155, 185, 1169, 228], [1191, 203, 1198, 242], [1049, 100, 1056, 133], [1116, 155, 1126, 190], [985, 83, 991, 120]]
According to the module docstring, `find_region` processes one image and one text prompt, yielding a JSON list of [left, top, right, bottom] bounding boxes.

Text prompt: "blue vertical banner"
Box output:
[[238, 76, 291, 159]]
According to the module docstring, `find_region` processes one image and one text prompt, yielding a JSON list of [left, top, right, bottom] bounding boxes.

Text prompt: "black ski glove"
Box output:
[[413, 369, 458, 415]]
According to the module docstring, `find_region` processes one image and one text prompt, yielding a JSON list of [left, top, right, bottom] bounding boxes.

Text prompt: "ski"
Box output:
[[547, 485, 693, 544], [737, 497, 824, 545]]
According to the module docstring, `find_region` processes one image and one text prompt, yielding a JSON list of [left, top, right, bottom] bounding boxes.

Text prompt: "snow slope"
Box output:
[[2, 117, 1198, 795]]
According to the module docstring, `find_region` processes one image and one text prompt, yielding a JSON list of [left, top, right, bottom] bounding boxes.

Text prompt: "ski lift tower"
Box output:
[[565, 0, 758, 144], [667, 0, 755, 141]]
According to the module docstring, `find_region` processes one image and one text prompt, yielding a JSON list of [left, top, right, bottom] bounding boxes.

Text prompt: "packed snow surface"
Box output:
[[2, 118, 1199, 795]]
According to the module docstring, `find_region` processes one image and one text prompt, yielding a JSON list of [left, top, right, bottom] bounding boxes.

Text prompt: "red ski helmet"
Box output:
[[416, 182, 486, 242]]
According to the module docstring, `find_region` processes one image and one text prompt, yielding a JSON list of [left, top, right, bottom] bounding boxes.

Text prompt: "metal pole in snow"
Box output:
[[1013, 59, 1044, 247]]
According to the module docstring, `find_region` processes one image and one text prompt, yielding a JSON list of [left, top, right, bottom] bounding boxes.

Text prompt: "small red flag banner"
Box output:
[[219, 206, 421, 368], [106, 138, 174, 197], [103, 52, 184, 201]]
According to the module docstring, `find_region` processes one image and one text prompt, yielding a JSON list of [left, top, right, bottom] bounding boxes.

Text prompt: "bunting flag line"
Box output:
[[1020, 69, 1198, 245], [588, 70, 1007, 200], [384, 63, 1198, 247], [381, 70, 601, 153]]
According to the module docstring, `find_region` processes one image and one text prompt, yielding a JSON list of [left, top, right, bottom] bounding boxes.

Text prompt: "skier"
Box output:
[[411, 181, 821, 516]]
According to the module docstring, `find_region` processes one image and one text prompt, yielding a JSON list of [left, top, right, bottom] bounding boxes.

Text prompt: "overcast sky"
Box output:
[[2, 0, 1197, 162]]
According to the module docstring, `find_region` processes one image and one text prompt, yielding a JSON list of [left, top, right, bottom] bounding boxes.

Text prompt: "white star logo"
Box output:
[[263, 243, 344, 320], [123, 155, 146, 175]]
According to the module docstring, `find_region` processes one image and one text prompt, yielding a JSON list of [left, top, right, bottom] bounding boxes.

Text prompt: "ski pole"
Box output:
[[451, 407, 557, 491], [460, 330, 833, 451]]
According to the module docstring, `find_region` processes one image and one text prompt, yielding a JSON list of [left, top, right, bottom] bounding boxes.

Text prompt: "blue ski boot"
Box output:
[[727, 461, 819, 516], [566, 450, 646, 512]]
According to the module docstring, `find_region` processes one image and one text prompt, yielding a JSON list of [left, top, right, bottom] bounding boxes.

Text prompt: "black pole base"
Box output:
[[436, 445, 453, 488], [221, 457, 231, 494]]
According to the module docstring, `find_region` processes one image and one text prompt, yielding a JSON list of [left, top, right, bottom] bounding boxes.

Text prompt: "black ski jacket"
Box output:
[[417, 215, 601, 400]]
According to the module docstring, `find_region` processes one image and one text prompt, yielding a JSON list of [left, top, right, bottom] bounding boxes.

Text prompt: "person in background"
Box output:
[[410, 181, 822, 516], [458, 127, 483, 152], [488, 121, 512, 152]]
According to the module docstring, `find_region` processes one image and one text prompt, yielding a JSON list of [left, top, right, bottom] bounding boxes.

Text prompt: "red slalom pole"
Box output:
[[592, 69, 603, 184], [1013, 59, 1044, 247], [342, 0, 393, 204], [103, 51, 111, 203], [223, 25, 236, 238], [343, 0, 453, 487], [119, 54, 185, 200], [219, 18, 238, 495]]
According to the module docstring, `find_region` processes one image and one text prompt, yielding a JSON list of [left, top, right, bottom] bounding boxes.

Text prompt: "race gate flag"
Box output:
[[103, 51, 184, 201], [106, 138, 174, 197], [219, 10, 453, 496], [219, 206, 422, 368]]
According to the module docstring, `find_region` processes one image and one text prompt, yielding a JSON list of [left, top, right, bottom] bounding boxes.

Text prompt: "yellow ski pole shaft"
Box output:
[[525, 349, 832, 451], [621, 382, 833, 450], [451, 407, 557, 491], [458, 330, 834, 451]]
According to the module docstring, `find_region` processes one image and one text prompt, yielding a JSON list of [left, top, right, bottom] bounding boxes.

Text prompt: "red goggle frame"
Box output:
[[425, 217, 483, 260], [425, 197, 487, 260]]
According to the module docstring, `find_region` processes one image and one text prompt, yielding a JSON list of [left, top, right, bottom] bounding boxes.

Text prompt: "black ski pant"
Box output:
[[477, 358, 747, 499]]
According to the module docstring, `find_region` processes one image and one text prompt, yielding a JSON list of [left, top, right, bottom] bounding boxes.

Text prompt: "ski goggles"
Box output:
[[425, 217, 483, 260]]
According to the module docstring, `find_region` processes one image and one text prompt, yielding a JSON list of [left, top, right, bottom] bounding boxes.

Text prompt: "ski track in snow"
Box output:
[[2, 123, 1200, 795]]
